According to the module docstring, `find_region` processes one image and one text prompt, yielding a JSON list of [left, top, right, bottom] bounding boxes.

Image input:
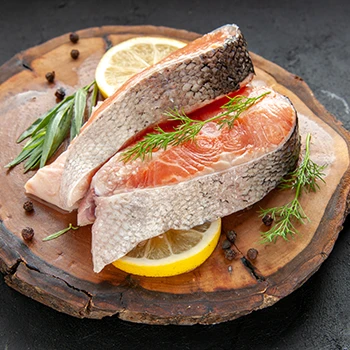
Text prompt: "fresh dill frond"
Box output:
[[260, 133, 327, 243], [260, 198, 308, 243], [279, 133, 327, 193], [121, 91, 270, 162]]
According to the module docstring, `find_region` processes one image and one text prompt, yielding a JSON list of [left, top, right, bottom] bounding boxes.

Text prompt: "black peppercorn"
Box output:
[[226, 230, 237, 244], [224, 249, 237, 261], [23, 200, 34, 212], [262, 213, 273, 226], [45, 71, 55, 83], [221, 239, 231, 250], [69, 32, 79, 43], [247, 248, 258, 260], [22, 227, 34, 241], [70, 49, 80, 59], [55, 87, 66, 101]]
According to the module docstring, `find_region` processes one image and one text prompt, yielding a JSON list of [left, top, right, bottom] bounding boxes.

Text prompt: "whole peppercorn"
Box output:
[[262, 213, 273, 226], [70, 49, 80, 59], [69, 32, 79, 43], [226, 230, 237, 244], [45, 71, 55, 83], [224, 248, 237, 261], [55, 87, 66, 101], [221, 239, 231, 250], [22, 227, 34, 241], [23, 200, 34, 212], [247, 248, 259, 261]]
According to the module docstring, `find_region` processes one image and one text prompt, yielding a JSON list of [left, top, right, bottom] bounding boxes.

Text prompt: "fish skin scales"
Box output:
[[87, 88, 296, 199], [60, 24, 255, 209], [92, 118, 300, 273]]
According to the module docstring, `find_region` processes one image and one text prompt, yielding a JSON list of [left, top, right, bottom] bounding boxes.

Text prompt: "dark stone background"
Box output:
[[0, 1, 349, 349]]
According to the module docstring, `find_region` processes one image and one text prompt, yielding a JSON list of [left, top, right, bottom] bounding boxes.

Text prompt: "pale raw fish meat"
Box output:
[[82, 86, 300, 272], [58, 24, 255, 210], [25, 152, 69, 210]]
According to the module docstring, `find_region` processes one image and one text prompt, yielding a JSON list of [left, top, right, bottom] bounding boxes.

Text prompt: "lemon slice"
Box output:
[[112, 219, 221, 277], [95, 36, 187, 97]]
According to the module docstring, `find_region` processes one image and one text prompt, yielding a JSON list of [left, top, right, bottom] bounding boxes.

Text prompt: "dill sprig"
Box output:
[[6, 81, 97, 172], [121, 92, 270, 162], [260, 133, 327, 243]]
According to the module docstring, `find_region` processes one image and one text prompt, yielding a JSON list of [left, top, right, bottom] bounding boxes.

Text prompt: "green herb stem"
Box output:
[[121, 92, 270, 162], [42, 223, 79, 241], [260, 133, 326, 243], [6, 81, 96, 172]]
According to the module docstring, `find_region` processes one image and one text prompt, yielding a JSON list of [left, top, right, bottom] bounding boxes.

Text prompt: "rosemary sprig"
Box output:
[[121, 92, 270, 162], [6, 81, 96, 172], [42, 223, 79, 242], [260, 133, 327, 243]]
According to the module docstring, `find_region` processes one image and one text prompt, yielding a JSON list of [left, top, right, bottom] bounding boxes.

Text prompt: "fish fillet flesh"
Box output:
[[84, 86, 300, 272], [58, 24, 255, 210], [25, 151, 68, 210]]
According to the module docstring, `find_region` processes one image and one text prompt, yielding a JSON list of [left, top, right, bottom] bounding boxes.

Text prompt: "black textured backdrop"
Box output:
[[0, 1, 349, 349]]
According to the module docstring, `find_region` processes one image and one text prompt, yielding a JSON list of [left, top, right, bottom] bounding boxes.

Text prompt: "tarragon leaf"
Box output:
[[7, 81, 97, 172], [40, 104, 72, 168], [89, 81, 99, 116], [17, 96, 74, 143], [71, 88, 87, 140]]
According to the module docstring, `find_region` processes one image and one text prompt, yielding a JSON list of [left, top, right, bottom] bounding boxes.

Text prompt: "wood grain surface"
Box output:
[[0, 25, 349, 325]]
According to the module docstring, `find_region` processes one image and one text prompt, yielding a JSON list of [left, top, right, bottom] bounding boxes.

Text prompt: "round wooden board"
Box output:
[[0, 25, 350, 325]]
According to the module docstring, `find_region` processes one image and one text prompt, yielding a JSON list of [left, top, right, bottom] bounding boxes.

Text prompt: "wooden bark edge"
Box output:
[[0, 25, 349, 325], [0, 25, 200, 84]]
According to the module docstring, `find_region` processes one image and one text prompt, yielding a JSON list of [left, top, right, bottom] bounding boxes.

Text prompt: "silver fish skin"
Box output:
[[92, 119, 300, 273], [59, 24, 255, 209]]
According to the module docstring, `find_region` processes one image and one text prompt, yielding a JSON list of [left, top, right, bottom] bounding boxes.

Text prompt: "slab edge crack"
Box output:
[[233, 243, 266, 282]]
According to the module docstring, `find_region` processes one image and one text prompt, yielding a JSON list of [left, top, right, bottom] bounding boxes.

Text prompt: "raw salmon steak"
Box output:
[[56, 24, 255, 210], [84, 86, 300, 272]]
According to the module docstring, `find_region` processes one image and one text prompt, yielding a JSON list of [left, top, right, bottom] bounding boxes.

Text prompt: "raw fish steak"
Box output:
[[85, 86, 300, 272], [58, 24, 255, 210]]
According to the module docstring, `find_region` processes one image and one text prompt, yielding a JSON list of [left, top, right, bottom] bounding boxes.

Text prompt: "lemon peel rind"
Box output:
[[112, 219, 221, 277], [95, 36, 187, 98]]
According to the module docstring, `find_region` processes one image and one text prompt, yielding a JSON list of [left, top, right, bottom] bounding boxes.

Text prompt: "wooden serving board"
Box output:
[[0, 26, 349, 325]]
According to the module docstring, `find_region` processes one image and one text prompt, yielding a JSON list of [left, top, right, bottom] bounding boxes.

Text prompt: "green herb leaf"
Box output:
[[40, 104, 72, 168], [42, 223, 79, 241], [7, 81, 97, 172], [89, 81, 99, 116], [24, 143, 45, 172], [259, 198, 308, 243], [6, 132, 46, 169], [260, 133, 327, 243], [16, 115, 45, 143], [278, 133, 326, 193], [19, 96, 75, 144], [71, 88, 87, 140], [121, 92, 270, 162]]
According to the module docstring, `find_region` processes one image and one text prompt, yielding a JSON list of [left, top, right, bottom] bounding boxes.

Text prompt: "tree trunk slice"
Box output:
[[0, 25, 349, 325]]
